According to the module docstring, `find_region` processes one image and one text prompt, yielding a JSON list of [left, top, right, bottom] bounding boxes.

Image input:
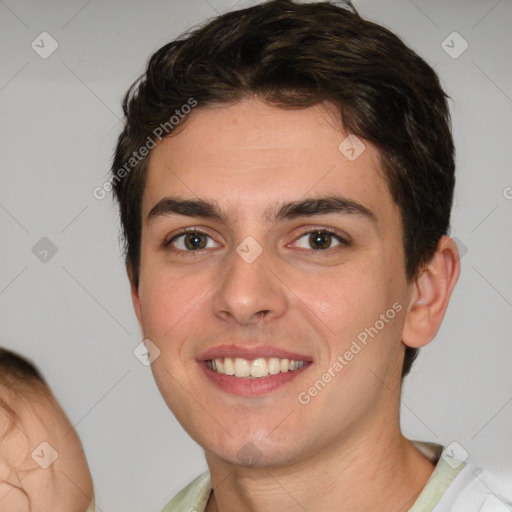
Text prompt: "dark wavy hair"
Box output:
[[111, 0, 455, 379]]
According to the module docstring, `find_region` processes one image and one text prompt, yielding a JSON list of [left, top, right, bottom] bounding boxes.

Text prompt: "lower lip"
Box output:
[[198, 361, 312, 397]]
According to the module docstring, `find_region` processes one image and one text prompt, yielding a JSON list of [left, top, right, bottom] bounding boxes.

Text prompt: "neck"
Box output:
[[204, 411, 435, 512]]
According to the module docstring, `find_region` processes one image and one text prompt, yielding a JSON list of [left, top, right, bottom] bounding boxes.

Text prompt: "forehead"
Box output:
[[142, 98, 396, 228]]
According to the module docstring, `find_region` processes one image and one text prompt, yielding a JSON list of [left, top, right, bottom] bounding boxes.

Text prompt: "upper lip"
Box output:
[[197, 344, 313, 362]]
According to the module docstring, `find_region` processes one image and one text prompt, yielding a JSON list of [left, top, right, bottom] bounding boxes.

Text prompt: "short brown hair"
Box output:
[[111, 0, 455, 378], [0, 348, 46, 392], [0, 348, 49, 441]]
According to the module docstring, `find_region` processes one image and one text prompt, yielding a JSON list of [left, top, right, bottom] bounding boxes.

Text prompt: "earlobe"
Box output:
[[402, 235, 461, 349], [126, 262, 143, 333]]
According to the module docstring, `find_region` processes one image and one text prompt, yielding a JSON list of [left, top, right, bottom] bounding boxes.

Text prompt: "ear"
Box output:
[[402, 235, 461, 349], [126, 262, 143, 332]]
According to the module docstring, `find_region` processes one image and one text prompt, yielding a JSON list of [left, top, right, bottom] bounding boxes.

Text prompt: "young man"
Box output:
[[0, 348, 95, 511], [110, 1, 512, 510]]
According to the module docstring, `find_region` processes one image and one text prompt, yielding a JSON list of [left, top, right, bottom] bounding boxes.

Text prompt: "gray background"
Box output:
[[1, 0, 511, 510]]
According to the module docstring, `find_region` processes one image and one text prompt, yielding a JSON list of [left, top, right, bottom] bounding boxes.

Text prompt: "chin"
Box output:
[[205, 435, 307, 469]]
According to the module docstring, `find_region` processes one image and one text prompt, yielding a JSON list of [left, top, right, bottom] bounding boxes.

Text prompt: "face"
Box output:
[[0, 387, 94, 511], [130, 97, 415, 468]]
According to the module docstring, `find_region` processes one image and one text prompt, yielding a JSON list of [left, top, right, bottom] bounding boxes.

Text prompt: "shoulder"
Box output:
[[161, 470, 212, 512], [409, 441, 512, 512], [434, 462, 512, 511]]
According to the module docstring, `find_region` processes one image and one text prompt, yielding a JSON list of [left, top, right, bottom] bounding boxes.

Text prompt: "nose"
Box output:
[[211, 245, 288, 326]]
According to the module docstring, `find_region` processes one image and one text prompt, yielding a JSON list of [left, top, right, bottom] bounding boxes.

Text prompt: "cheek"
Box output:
[[138, 269, 216, 376], [290, 262, 386, 329], [138, 269, 205, 338], [289, 260, 402, 363]]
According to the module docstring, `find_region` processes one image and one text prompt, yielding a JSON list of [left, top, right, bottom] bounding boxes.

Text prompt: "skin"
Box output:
[[128, 97, 460, 511], [0, 385, 94, 512]]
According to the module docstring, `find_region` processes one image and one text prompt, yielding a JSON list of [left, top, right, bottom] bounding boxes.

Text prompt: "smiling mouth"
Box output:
[[205, 357, 307, 378]]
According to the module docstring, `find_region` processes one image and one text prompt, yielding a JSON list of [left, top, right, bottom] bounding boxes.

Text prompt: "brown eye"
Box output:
[[309, 231, 333, 250], [294, 230, 347, 250], [168, 231, 217, 251], [184, 232, 207, 250]]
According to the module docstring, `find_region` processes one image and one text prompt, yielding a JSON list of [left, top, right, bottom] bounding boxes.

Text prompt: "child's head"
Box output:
[[0, 348, 94, 511]]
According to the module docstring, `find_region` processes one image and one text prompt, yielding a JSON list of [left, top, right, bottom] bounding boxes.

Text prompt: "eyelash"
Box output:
[[163, 227, 350, 254]]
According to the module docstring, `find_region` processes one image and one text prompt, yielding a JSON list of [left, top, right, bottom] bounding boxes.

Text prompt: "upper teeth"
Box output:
[[206, 357, 306, 378]]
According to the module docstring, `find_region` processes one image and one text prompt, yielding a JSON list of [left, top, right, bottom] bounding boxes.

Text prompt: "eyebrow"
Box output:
[[146, 195, 378, 227]]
